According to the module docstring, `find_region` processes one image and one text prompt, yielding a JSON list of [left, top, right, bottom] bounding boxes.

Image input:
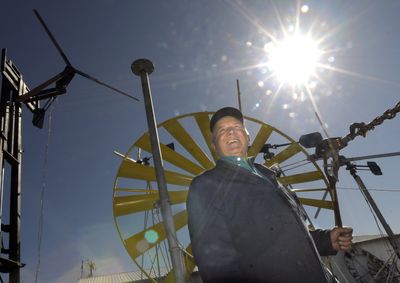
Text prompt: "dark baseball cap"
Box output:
[[210, 107, 244, 132]]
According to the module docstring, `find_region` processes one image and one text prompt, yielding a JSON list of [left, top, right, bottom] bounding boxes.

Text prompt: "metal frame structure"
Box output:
[[0, 8, 138, 282], [0, 24, 138, 283], [0, 48, 36, 282], [0, 47, 65, 282]]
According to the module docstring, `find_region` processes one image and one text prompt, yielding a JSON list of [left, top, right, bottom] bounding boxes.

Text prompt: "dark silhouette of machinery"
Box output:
[[0, 9, 138, 283]]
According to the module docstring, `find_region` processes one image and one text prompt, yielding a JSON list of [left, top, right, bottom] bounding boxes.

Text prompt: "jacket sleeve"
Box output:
[[310, 229, 337, 256], [187, 175, 241, 282]]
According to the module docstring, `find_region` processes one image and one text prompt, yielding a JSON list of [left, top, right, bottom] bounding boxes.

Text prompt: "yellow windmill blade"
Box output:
[[113, 112, 336, 282]]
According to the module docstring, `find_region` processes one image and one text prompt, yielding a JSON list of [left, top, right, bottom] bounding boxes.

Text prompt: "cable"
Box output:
[[280, 160, 313, 173], [278, 158, 310, 170], [34, 105, 55, 283], [356, 183, 393, 257]]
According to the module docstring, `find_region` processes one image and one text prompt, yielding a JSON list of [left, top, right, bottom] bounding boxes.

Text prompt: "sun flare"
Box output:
[[266, 34, 321, 86]]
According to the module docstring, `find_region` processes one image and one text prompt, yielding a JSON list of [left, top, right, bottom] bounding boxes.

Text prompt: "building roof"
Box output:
[[77, 269, 168, 283]]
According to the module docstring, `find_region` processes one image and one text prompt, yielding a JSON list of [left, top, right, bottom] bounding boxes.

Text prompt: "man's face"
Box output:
[[211, 116, 249, 158]]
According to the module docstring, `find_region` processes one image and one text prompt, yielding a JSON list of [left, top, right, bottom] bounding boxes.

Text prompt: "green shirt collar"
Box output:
[[220, 156, 267, 180], [220, 156, 256, 173]]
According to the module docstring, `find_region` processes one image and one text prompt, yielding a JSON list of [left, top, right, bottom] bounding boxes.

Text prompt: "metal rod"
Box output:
[[328, 174, 342, 227], [313, 190, 328, 219], [348, 165, 400, 261], [16, 70, 68, 102], [131, 59, 186, 283], [346, 151, 400, 162], [321, 155, 342, 227], [236, 79, 242, 112]]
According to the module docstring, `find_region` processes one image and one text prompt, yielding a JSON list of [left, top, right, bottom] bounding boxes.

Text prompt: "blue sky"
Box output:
[[2, 0, 400, 282]]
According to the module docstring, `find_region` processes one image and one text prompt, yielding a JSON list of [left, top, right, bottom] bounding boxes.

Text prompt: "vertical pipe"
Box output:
[[131, 59, 186, 283], [323, 156, 342, 227], [236, 79, 242, 112]]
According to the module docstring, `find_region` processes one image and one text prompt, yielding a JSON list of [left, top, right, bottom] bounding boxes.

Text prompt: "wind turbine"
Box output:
[[17, 9, 139, 128]]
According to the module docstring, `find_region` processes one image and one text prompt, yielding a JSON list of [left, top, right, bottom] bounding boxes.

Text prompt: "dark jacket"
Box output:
[[187, 159, 336, 283]]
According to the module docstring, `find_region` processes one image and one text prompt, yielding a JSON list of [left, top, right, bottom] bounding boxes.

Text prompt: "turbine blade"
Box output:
[[75, 69, 139, 101], [33, 9, 72, 66]]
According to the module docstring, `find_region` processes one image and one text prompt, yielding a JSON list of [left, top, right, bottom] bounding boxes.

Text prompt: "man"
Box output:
[[187, 107, 353, 283]]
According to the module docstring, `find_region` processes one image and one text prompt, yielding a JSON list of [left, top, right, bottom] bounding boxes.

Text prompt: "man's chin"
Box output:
[[225, 151, 245, 157]]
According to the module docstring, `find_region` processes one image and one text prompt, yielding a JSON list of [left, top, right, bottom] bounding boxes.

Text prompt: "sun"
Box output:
[[266, 33, 322, 86]]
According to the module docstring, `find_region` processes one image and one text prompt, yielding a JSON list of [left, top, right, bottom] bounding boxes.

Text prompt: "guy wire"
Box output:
[[34, 104, 55, 283]]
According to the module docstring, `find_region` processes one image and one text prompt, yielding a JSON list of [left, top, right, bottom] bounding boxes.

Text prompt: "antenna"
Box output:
[[87, 260, 95, 277]]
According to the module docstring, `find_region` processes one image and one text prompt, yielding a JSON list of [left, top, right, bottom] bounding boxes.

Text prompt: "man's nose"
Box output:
[[226, 127, 235, 134]]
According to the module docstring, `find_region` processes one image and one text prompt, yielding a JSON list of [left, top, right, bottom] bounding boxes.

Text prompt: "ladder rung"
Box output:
[[0, 256, 24, 272], [3, 150, 19, 165]]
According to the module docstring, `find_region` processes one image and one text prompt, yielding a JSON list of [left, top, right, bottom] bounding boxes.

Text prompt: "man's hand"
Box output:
[[330, 226, 353, 252]]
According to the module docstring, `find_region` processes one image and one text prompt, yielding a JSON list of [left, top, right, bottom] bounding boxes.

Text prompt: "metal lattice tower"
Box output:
[[0, 48, 37, 282]]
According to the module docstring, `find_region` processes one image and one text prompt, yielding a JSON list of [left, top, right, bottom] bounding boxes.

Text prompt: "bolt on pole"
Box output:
[[131, 59, 186, 283]]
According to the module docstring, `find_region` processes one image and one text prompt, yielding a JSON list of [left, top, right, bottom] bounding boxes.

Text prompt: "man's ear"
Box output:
[[211, 142, 216, 152]]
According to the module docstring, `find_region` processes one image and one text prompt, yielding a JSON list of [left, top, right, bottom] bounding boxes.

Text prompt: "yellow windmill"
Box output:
[[112, 59, 338, 282]]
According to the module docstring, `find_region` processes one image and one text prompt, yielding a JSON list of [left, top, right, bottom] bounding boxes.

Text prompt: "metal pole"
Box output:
[[346, 151, 400, 162], [236, 79, 242, 112], [322, 156, 342, 227], [348, 166, 400, 261], [131, 59, 186, 283]]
